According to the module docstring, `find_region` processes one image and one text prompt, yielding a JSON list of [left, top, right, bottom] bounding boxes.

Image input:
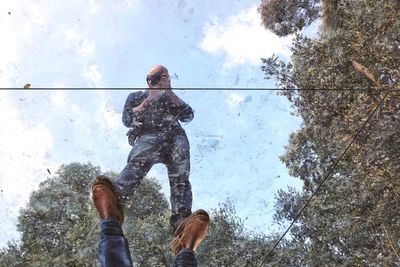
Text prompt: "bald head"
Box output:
[[146, 64, 171, 89], [147, 65, 169, 76]]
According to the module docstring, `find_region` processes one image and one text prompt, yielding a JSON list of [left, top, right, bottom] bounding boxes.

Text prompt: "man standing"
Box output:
[[91, 65, 209, 266], [117, 64, 194, 232]]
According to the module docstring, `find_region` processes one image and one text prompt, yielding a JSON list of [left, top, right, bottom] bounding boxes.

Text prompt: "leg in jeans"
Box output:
[[166, 132, 193, 232], [99, 219, 197, 267], [173, 249, 197, 267], [99, 219, 133, 267], [114, 133, 165, 204]]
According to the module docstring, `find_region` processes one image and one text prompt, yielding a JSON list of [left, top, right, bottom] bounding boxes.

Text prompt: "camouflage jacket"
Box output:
[[122, 90, 193, 143]]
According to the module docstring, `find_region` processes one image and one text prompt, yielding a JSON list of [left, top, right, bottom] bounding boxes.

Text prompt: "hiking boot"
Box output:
[[171, 209, 210, 255], [91, 175, 124, 225]]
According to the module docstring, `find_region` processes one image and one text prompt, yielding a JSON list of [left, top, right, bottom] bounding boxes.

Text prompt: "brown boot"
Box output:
[[91, 175, 124, 225], [171, 209, 210, 255]]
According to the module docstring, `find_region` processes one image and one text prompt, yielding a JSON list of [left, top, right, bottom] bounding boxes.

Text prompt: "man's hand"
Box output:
[[145, 89, 166, 105], [148, 88, 166, 98], [131, 89, 165, 113], [165, 90, 185, 107]]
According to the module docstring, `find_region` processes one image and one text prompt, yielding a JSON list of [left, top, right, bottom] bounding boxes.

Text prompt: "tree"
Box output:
[[1, 163, 274, 266], [260, 0, 400, 265], [13, 163, 102, 266], [0, 162, 172, 266], [258, 0, 321, 36], [197, 201, 275, 266], [0, 243, 25, 267]]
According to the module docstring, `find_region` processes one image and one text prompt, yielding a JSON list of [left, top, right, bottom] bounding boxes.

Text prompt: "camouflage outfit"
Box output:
[[114, 89, 194, 231]]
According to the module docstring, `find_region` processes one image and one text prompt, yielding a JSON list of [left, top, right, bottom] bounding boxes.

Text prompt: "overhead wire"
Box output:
[[1, 87, 399, 91], [258, 87, 394, 266]]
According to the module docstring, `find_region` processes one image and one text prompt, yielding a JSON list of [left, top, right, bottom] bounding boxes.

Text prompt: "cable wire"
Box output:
[[1, 87, 399, 91], [259, 89, 392, 267]]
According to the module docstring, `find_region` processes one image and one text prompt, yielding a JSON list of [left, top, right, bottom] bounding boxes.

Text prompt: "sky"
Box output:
[[0, 0, 307, 248]]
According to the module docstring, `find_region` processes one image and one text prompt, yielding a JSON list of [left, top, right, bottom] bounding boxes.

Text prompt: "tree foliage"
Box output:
[[16, 162, 100, 266], [258, 0, 322, 36], [260, 0, 400, 265]]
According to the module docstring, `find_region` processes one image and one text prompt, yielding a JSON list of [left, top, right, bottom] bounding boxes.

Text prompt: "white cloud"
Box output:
[[121, 0, 139, 9], [52, 82, 70, 88], [200, 5, 293, 68], [0, 0, 114, 88], [97, 91, 123, 133], [81, 64, 103, 87], [49, 90, 66, 106], [0, 92, 55, 247], [226, 92, 245, 110], [101, 105, 120, 131], [65, 28, 96, 59], [65, 27, 103, 86], [87, 0, 100, 15], [25, 3, 47, 26], [0, 3, 20, 86]]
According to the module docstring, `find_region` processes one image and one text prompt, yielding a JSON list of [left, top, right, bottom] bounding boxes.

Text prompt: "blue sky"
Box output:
[[0, 0, 306, 248]]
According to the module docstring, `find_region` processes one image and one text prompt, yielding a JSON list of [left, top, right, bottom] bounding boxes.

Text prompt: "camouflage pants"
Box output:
[[114, 131, 192, 232]]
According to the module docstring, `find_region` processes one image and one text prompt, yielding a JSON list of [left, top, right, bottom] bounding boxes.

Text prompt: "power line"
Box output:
[[258, 89, 392, 266], [0, 87, 399, 91]]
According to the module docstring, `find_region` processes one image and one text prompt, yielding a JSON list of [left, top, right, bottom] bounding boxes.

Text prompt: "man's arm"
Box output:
[[131, 90, 163, 113], [122, 92, 147, 127], [123, 89, 168, 127], [166, 90, 194, 123]]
